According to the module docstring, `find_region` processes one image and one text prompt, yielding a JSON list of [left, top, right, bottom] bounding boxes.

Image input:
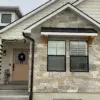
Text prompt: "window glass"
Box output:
[[48, 47, 56, 55], [70, 56, 88, 72], [48, 41, 66, 72], [57, 48, 65, 55], [1, 14, 11, 23], [48, 56, 65, 71], [70, 41, 89, 72], [70, 41, 87, 55], [48, 41, 65, 55]]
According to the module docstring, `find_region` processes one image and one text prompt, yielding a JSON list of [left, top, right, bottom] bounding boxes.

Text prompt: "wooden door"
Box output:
[[12, 49, 29, 81]]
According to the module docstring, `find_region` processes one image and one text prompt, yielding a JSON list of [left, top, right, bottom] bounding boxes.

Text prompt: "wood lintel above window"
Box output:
[[43, 35, 48, 44], [88, 36, 96, 44]]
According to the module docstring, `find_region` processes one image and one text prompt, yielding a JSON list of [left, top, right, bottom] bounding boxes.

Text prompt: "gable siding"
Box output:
[[77, 0, 100, 23]]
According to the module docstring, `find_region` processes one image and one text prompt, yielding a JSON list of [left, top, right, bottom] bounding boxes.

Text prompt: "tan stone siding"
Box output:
[[30, 9, 100, 93]]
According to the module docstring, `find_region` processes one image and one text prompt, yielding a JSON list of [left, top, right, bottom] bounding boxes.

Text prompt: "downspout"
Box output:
[[23, 32, 35, 100]]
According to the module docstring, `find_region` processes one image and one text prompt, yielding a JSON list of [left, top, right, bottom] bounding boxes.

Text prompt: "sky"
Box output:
[[0, 0, 48, 15]]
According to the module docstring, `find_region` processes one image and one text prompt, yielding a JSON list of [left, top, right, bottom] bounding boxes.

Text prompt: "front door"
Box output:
[[12, 49, 29, 81]]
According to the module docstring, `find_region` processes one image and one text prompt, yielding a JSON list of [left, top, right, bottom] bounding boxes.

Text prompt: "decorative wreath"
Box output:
[[18, 53, 25, 62]]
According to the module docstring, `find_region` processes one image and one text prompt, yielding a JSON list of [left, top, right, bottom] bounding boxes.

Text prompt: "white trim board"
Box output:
[[41, 32, 98, 37], [24, 3, 100, 33], [73, 0, 84, 6]]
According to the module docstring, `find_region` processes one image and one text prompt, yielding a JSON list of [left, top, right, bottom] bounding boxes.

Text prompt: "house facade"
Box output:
[[0, 0, 100, 100]]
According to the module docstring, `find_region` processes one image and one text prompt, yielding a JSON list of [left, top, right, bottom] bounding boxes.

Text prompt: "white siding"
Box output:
[[78, 0, 100, 22]]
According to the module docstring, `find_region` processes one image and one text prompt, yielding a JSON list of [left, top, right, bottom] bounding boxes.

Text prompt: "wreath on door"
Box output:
[[18, 53, 25, 64]]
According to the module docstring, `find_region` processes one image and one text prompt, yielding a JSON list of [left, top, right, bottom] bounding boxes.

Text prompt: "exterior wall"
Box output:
[[0, 0, 100, 99], [1, 41, 29, 84], [77, 0, 100, 22], [30, 9, 100, 100], [0, 11, 19, 26]]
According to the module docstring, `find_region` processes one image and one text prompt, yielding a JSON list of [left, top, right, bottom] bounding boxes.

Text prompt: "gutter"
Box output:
[[23, 32, 35, 100]]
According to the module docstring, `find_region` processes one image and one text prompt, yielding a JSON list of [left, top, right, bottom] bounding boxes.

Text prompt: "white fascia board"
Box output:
[[73, 0, 84, 6], [2, 37, 24, 40], [24, 30, 31, 34], [0, 0, 55, 33], [24, 4, 100, 33], [41, 32, 98, 36]]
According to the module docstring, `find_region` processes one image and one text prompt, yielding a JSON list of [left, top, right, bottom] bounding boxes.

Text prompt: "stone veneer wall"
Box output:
[[31, 8, 100, 93], [33, 38, 100, 93]]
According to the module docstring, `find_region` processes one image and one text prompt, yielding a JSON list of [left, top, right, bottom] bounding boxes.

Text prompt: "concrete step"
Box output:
[[9, 81, 28, 85], [0, 84, 28, 90], [0, 90, 28, 95], [0, 95, 29, 100], [0, 90, 29, 100]]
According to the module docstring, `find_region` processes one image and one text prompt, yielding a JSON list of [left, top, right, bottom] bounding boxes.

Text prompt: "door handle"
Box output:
[[13, 64, 15, 71]]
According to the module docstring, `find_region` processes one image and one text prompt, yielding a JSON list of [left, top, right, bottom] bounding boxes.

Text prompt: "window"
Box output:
[[47, 41, 66, 72], [70, 41, 89, 72], [1, 14, 11, 23]]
